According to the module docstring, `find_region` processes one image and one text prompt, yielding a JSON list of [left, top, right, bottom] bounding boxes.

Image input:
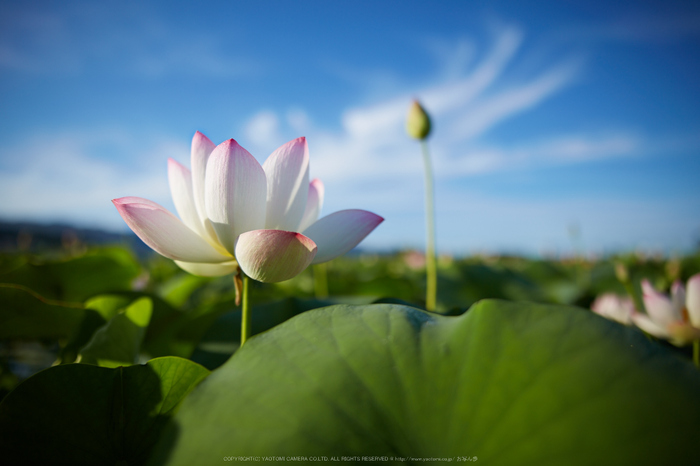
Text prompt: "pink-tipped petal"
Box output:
[[671, 280, 686, 317], [591, 293, 634, 325], [298, 178, 325, 232], [112, 197, 232, 263], [235, 229, 317, 283], [686, 273, 700, 327], [190, 131, 216, 223], [631, 311, 670, 339], [262, 137, 309, 231], [205, 139, 267, 254], [641, 279, 678, 326], [302, 209, 383, 265], [174, 260, 239, 277], [168, 158, 210, 240]]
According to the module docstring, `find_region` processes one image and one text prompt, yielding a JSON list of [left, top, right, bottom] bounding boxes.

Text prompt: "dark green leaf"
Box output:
[[0, 284, 84, 339], [0, 357, 209, 466]]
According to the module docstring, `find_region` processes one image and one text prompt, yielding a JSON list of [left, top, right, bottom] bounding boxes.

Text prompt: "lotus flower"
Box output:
[[591, 293, 634, 325], [113, 132, 383, 283], [630, 275, 700, 346]]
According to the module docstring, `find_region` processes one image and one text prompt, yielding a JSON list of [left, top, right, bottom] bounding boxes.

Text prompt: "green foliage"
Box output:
[[79, 297, 153, 367], [0, 247, 141, 302], [0, 284, 85, 339], [153, 301, 700, 465], [0, 357, 209, 466], [1, 245, 699, 464]]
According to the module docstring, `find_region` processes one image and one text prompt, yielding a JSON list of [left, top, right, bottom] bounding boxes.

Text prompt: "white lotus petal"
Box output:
[[263, 137, 309, 231], [631, 312, 670, 339], [168, 158, 212, 241], [303, 209, 384, 265], [235, 229, 317, 283], [671, 280, 686, 319], [174, 260, 239, 277], [298, 178, 325, 232], [686, 273, 700, 328], [591, 293, 633, 325], [205, 139, 267, 254], [190, 131, 216, 222], [112, 197, 232, 263], [641, 280, 678, 326]]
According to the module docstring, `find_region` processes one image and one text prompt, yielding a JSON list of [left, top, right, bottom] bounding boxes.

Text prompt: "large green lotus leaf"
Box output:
[[0, 247, 141, 302], [0, 357, 209, 466], [0, 284, 85, 339], [154, 300, 700, 465], [80, 297, 153, 367]]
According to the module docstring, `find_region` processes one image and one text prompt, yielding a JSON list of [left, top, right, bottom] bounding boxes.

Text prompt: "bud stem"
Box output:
[[314, 263, 329, 299], [240, 272, 251, 347], [614, 263, 646, 315], [421, 140, 437, 311]]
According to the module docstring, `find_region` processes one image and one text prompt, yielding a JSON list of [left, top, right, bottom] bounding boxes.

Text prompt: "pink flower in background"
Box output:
[[591, 293, 635, 325], [113, 132, 383, 283], [630, 274, 700, 346]]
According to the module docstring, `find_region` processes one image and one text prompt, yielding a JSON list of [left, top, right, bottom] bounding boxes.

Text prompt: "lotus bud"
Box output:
[[614, 262, 629, 284], [666, 257, 681, 283], [406, 100, 431, 140]]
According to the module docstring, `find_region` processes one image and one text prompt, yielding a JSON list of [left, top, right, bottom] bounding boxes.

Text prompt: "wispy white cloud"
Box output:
[[446, 58, 581, 141], [423, 26, 523, 114], [286, 108, 313, 134], [443, 133, 641, 177], [228, 23, 700, 254], [3, 17, 696, 255], [0, 130, 179, 228], [244, 111, 282, 149], [338, 26, 524, 141], [247, 25, 591, 189], [421, 37, 476, 82]]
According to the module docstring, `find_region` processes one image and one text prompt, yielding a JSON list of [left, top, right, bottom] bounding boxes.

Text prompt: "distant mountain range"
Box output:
[[0, 220, 151, 255], [0, 220, 383, 258]]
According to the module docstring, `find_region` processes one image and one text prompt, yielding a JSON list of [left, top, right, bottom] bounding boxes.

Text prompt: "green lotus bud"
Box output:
[[406, 100, 431, 140], [614, 262, 629, 284]]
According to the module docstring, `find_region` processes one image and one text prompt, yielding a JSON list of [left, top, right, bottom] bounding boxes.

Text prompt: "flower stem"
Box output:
[[622, 281, 646, 315], [421, 140, 437, 312], [314, 263, 328, 299], [694, 339, 699, 369], [240, 272, 251, 347], [615, 264, 645, 315]]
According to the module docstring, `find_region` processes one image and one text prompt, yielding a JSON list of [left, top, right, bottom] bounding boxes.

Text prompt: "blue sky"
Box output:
[[1, 0, 699, 256]]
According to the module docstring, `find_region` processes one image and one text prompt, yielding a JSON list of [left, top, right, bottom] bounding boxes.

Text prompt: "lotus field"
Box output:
[[1, 119, 699, 465]]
